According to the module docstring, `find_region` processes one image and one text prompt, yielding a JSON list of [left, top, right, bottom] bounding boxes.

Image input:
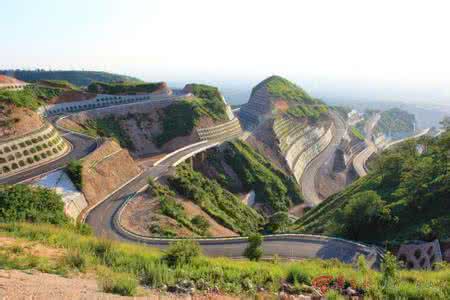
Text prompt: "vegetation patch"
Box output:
[[0, 185, 68, 225], [351, 126, 365, 141], [168, 163, 264, 235], [224, 140, 303, 212], [87, 81, 164, 94], [375, 108, 415, 136], [0, 70, 141, 86], [0, 222, 448, 298], [67, 160, 83, 190], [82, 116, 134, 150], [155, 85, 228, 146], [0, 84, 63, 111]]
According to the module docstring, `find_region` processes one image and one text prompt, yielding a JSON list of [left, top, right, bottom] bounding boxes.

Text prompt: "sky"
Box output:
[[1, 0, 450, 104]]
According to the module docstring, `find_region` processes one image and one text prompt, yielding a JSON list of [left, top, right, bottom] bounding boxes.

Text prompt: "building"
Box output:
[[0, 75, 28, 91]]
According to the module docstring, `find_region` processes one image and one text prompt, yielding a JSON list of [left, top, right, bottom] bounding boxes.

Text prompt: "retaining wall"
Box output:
[[196, 118, 242, 141], [0, 123, 68, 178]]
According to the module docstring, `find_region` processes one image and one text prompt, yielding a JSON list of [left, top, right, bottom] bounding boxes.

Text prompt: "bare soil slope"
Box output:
[[81, 139, 141, 207], [0, 104, 44, 139]]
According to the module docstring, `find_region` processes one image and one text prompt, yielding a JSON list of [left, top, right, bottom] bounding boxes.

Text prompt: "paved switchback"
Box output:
[[353, 113, 380, 177], [300, 111, 346, 205]]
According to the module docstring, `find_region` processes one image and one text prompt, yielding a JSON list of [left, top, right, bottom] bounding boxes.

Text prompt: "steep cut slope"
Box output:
[[294, 130, 450, 243], [79, 139, 141, 209]]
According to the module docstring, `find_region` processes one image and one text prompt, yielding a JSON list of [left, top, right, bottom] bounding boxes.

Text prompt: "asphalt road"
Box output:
[[300, 111, 347, 205]]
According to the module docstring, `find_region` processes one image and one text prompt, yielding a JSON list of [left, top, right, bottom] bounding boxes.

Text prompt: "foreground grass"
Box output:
[[0, 223, 448, 298]]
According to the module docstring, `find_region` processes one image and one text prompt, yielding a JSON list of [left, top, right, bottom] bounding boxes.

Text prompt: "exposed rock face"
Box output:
[[81, 139, 141, 207]]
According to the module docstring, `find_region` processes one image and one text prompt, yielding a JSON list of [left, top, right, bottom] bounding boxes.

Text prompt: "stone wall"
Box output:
[[196, 118, 242, 141], [0, 123, 68, 178]]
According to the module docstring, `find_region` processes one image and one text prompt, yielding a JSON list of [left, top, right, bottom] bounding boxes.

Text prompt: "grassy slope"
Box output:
[[155, 84, 228, 146], [0, 222, 448, 299], [0, 85, 64, 111], [295, 131, 450, 243], [168, 163, 264, 235], [0, 70, 141, 87], [223, 140, 303, 212]]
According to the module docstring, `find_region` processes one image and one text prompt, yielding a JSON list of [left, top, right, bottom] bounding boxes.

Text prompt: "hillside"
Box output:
[[0, 222, 448, 299], [375, 108, 416, 139], [59, 83, 229, 155], [294, 130, 450, 243], [0, 70, 141, 87], [119, 139, 301, 238]]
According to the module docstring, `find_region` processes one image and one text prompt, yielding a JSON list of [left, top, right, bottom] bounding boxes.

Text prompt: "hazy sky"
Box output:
[[2, 0, 450, 104]]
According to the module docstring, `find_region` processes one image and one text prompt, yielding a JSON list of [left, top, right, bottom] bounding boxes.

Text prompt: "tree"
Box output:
[[266, 211, 291, 233], [333, 191, 391, 240], [244, 233, 263, 261], [163, 240, 201, 266], [67, 160, 83, 190]]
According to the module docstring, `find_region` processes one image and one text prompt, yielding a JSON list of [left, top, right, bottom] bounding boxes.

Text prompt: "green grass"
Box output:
[[0, 223, 448, 298], [0, 84, 64, 110], [83, 116, 134, 150]]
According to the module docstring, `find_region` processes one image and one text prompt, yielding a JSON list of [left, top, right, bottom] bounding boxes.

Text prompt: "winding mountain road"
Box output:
[[2, 100, 382, 267], [300, 111, 347, 205]]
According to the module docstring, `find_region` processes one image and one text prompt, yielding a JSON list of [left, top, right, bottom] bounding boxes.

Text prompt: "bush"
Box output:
[[140, 261, 175, 288], [97, 267, 138, 296], [244, 234, 263, 261], [191, 215, 210, 234], [64, 250, 87, 272], [163, 240, 201, 267], [0, 185, 68, 224], [286, 265, 311, 285], [66, 160, 83, 190]]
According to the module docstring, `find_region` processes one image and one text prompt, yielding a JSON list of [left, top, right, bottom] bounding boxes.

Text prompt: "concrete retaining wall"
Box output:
[[196, 118, 242, 141]]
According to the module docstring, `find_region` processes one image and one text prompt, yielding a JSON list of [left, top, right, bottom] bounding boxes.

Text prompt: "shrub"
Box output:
[[64, 250, 87, 272], [140, 261, 175, 288], [97, 267, 137, 296], [244, 234, 263, 261], [381, 252, 398, 288], [191, 215, 210, 234], [287, 265, 311, 285], [67, 160, 83, 190], [163, 240, 201, 267]]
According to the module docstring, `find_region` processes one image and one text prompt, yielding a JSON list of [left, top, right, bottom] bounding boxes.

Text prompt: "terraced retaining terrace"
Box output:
[[196, 118, 242, 141], [273, 117, 334, 182], [0, 122, 69, 178]]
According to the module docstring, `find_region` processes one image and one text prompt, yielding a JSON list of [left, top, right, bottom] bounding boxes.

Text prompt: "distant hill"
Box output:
[[0, 70, 142, 87], [294, 130, 450, 243], [374, 108, 416, 139]]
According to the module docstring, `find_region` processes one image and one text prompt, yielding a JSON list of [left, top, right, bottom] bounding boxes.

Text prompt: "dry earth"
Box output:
[[0, 105, 44, 139]]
